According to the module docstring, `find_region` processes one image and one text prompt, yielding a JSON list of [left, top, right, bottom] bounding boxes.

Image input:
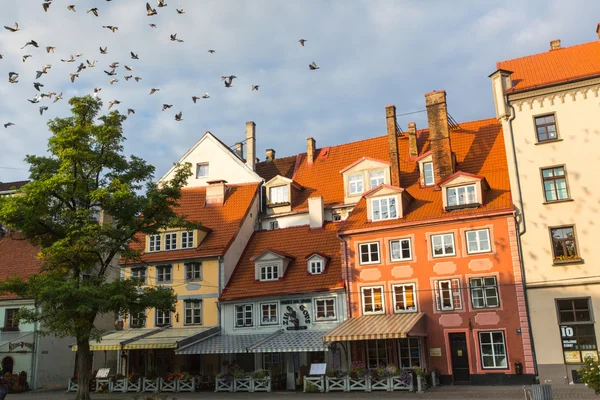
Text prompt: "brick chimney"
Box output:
[[245, 122, 256, 170], [308, 196, 324, 229], [425, 90, 453, 187], [597, 23, 600, 39], [266, 149, 276, 162], [550, 39, 561, 50], [385, 105, 401, 187], [407, 122, 418, 158], [307, 137, 316, 165], [206, 180, 227, 206], [235, 142, 244, 159]]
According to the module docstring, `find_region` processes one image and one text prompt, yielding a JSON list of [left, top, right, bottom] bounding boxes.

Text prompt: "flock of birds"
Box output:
[[1, 0, 319, 128]]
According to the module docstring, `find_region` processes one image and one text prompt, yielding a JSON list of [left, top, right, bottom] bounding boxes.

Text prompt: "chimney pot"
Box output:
[[307, 137, 316, 165], [596, 23, 600, 39], [206, 180, 227, 206], [550, 39, 561, 50], [245, 122, 256, 171], [265, 149, 276, 162], [425, 90, 453, 186], [235, 142, 244, 159], [385, 105, 401, 187], [308, 196, 324, 229], [407, 122, 418, 158]]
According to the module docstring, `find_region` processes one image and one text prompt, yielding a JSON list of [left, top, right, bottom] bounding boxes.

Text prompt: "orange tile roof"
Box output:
[[255, 155, 298, 182], [122, 183, 259, 264], [340, 118, 512, 232], [0, 234, 43, 299], [497, 40, 600, 92], [220, 222, 344, 301]]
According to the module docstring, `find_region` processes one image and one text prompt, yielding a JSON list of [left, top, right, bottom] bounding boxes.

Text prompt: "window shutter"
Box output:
[[434, 283, 441, 311]]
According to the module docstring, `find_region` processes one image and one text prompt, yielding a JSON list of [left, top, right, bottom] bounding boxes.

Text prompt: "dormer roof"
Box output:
[[339, 157, 390, 174]]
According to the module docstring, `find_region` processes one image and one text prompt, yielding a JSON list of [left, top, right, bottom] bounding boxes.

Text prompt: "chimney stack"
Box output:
[[407, 122, 418, 158], [206, 180, 227, 206], [265, 149, 276, 162], [235, 142, 244, 159], [425, 90, 453, 186], [596, 23, 600, 39], [550, 39, 561, 50], [385, 105, 401, 187], [245, 122, 256, 170], [307, 137, 316, 165], [308, 196, 324, 229]]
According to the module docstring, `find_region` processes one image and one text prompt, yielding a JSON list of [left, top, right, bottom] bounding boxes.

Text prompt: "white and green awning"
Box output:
[[123, 326, 217, 350], [248, 331, 327, 353], [176, 333, 273, 355]]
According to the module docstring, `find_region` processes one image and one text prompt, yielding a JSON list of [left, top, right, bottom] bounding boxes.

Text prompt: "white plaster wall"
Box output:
[[260, 213, 309, 230], [34, 334, 75, 389]]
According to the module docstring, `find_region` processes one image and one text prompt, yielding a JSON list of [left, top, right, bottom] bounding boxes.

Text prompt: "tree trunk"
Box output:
[[75, 339, 92, 400]]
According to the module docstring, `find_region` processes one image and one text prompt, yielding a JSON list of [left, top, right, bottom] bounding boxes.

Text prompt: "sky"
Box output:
[[1, 0, 600, 183]]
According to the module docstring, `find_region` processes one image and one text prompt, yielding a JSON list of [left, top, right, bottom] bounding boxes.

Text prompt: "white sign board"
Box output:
[[309, 363, 327, 376], [95, 368, 110, 378]]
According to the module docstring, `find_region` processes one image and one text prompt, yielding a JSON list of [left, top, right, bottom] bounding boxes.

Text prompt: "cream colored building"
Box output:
[[491, 31, 600, 384]]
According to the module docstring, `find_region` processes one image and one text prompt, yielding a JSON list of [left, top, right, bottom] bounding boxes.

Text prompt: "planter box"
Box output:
[[177, 378, 195, 392], [326, 376, 347, 392], [348, 377, 368, 391], [417, 375, 427, 392], [110, 379, 127, 392], [142, 378, 159, 392], [391, 374, 413, 391], [95, 379, 110, 393], [252, 377, 271, 392], [215, 377, 233, 392], [160, 378, 177, 392], [126, 380, 141, 392], [234, 378, 252, 392], [67, 380, 78, 393], [370, 377, 391, 391], [303, 376, 324, 393]]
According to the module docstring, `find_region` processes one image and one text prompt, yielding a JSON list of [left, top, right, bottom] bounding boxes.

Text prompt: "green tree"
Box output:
[[579, 357, 600, 394], [0, 96, 194, 400]]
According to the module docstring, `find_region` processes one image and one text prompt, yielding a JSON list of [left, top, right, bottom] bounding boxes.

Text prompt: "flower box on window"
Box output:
[[215, 376, 233, 392], [553, 255, 582, 264], [234, 377, 252, 392], [159, 376, 177, 392], [251, 376, 271, 392], [177, 377, 195, 392], [369, 377, 390, 391], [142, 378, 159, 392], [110, 379, 127, 392], [391, 373, 413, 391], [348, 377, 368, 391], [303, 376, 324, 392]]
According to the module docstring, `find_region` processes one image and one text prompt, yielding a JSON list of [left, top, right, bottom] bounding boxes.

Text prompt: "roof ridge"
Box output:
[[496, 39, 600, 66]]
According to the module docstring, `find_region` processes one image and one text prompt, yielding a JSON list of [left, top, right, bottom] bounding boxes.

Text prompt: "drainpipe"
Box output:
[[343, 238, 352, 319], [505, 99, 539, 379], [31, 320, 39, 389]]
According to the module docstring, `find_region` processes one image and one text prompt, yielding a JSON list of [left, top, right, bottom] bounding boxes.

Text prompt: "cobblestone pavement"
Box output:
[[7, 385, 599, 400]]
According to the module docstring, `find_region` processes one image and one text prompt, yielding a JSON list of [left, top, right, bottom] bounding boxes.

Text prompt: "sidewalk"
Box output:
[[8, 385, 599, 400]]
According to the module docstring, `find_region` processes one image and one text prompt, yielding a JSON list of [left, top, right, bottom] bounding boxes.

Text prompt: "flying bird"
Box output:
[[8, 72, 19, 83], [0, 54, 3, 60], [87, 8, 99, 17], [252, 85, 260, 91], [42, 2, 52, 12], [149, 88, 160, 95], [221, 75, 236, 87], [53, 92, 63, 103], [28, 95, 40, 103], [104, 68, 117, 76], [175, 112, 183, 121], [202, 93, 209, 99], [130, 52, 139, 60], [170, 33, 184, 42], [309, 61, 320, 70], [109, 79, 118, 85], [21, 40, 39, 49], [61, 55, 75, 63], [33, 82, 44, 91], [146, 3, 157, 16], [22, 55, 32, 63], [4, 23, 19, 32], [208, 49, 215, 54], [4, 123, 15, 128], [103, 26, 118, 33], [124, 75, 133, 81], [40, 92, 56, 99], [76, 63, 86, 73], [93, 88, 102, 97], [299, 39, 307, 46], [192, 96, 200, 103], [149, 24, 157, 28], [39, 106, 48, 115], [108, 100, 120, 110], [46, 46, 55, 53], [176, 7, 184, 14], [75, 53, 83, 58], [108, 62, 119, 68], [134, 76, 142, 82], [124, 65, 133, 71], [87, 60, 96, 67], [67, 5, 76, 12], [127, 109, 135, 115], [99, 47, 108, 54], [70, 73, 79, 83], [162, 104, 172, 111], [157, 0, 167, 7]]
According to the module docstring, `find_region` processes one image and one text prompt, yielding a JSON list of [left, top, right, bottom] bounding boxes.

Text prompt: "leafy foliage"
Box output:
[[579, 357, 600, 394]]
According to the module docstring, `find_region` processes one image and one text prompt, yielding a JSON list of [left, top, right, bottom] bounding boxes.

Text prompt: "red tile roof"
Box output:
[[122, 183, 259, 264], [220, 222, 344, 301], [0, 235, 43, 299], [255, 155, 298, 182], [497, 40, 600, 93], [340, 118, 512, 232], [0, 181, 28, 193]]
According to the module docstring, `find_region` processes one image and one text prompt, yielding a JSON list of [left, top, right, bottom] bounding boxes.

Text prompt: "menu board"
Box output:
[[563, 351, 582, 364]]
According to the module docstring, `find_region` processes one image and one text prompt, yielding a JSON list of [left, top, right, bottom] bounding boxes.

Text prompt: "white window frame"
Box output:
[[390, 238, 412, 262], [362, 286, 385, 315], [309, 259, 324, 275], [423, 162, 434, 186], [447, 184, 477, 207], [184, 262, 202, 281], [269, 185, 289, 204], [466, 229, 491, 254], [392, 283, 417, 313], [131, 267, 147, 284], [196, 163, 209, 178], [164, 232, 177, 251], [369, 170, 385, 189], [184, 300, 202, 325], [269, 220, 279, 230], [260, 302, 279, 325], [148, 234, 161, 252], [435, 279, 462, 311], [371, 196, 398, 221], [235, 304, 253, 328], [259, 264, 279, 281], [431, 233, 456, 257], [479, 331, 508, 369], [155, 309, 171, 326], [315, 298, 336, 321], [359, 242, 380, 265], [348, 174, 364, 195], [470, 276, 499, 309], [156, 265, 172, 283], [130, 312, 146, 328], [181, 231, 194, 249]]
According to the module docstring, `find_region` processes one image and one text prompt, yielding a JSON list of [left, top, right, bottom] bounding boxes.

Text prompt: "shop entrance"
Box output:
[[449, 333, 470, 384]]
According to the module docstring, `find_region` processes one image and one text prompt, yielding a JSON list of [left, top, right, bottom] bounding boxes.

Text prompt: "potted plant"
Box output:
[[325, 368, 347, 392], [142, 370, 159, 392], [160, 372, 177, 392], [347, 361, 368, 391], [414, 367, 428, 392], [126, 372, 141, 392], [215, 372, 233, 392], [233, 370, 252, 392], [430, 367, 440, 387], [68, 373, 78, 392], [251, 369, 271, 392], [391, 369, 413, 391], [110, 373, 127, 392], [177, 372, 195, 392]]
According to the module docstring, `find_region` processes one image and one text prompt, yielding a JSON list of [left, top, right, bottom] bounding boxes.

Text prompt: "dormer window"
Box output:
[[447, 185, 477, 207], [307, 254, 326, 275], [270, 186, 288, 204], [165, 232, 177, 250], [181, 231, 194, 249], [371, 196, 398, 221], [369, 171, 385, 189], [348, 174, 364, 195], [260, 265, 279, 281], [149, 234, 161, 252], [423, 162, 434, 186]]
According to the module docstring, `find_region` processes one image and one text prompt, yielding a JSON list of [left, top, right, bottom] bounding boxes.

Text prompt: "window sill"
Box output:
[[267, 202, 290, 208], [543, 198, 574, 205], [183, 323, 203, 326], [534, 139, 563, 146], [185, 279, 203, 283], [445, 203, 481, 212], [553, 258, 584, 266]]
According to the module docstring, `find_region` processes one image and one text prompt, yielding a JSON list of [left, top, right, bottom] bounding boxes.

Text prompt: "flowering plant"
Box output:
[[379, 364, 400, 378], [252, 369, 268, 379], [126, 372, 139, 383], [110, 373, 125, 383], [349, 360, 367, 379], [579, 356, 600, 394], [553, 255, 581, 262], [165, 373, 177, 382]]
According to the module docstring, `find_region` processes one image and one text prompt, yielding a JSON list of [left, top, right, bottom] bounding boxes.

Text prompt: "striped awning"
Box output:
[[71, 328, 160, 351], [176, 333, 273, 355], [248, 330, 327, 353], [123, 326, 218, 350], [323, 312, 427, 343]]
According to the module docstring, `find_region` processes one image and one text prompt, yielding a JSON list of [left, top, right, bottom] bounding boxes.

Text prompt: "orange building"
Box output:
[[323, 91, 535, 385]]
